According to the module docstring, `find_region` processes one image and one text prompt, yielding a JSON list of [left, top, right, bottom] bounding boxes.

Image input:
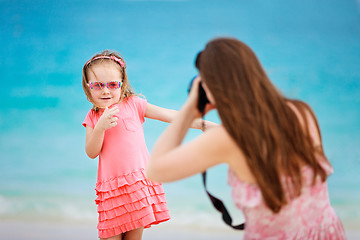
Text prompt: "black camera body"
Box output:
[[188, 76, 209, 114]]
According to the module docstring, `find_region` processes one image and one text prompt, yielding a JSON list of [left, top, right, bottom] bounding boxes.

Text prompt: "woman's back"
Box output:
[[228, 161, 346, 239], [225, 102, 346, 239]]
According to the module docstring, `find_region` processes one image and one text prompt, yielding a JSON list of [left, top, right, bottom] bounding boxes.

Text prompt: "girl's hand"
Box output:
[[201, 120, 219, 132], [95, 106, 119, 131]]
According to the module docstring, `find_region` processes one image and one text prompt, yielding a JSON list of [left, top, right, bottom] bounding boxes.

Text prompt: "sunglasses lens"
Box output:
[[90, 81, 121, 90], [108, 81, 120, 89], [89, 82, 103, 90], [95, 82, 105, 90]]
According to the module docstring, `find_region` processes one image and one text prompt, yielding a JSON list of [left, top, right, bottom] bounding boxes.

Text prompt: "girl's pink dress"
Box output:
[[228, 163, 346, 239], [83, 96, 170, 238]]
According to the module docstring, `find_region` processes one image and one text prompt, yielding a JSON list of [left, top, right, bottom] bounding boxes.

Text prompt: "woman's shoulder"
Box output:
[[199, 125, 236, 156], [206, 125, 255, 182], [205, 125, 232, 143], [286, 100, 322, 147], [204, 125, 243, 157]]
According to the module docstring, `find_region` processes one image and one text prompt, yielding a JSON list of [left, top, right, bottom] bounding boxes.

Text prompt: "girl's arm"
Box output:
[[85, 126, 106, 159], [85, 107, 119, 159], [145, 103, 217, 130], [144, 103, 177, 123]]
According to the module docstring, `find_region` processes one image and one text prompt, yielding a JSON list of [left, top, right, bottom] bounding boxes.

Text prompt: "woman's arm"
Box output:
[[146, 103, 252, 183], [146, 104, 230, 182], [147, 78, 231, 182]]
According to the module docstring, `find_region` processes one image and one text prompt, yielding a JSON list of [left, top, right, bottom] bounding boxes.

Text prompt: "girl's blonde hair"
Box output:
[[82, 50, 136, 111]]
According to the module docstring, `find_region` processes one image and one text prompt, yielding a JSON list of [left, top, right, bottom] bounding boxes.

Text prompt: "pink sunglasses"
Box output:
[[88, 81, 122, 91]]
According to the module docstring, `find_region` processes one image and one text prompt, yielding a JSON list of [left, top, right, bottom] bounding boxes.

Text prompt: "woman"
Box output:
[[146, 37, 345, 239]]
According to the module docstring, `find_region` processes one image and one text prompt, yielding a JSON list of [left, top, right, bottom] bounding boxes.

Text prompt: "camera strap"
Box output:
[[202, 171, 245, 230]]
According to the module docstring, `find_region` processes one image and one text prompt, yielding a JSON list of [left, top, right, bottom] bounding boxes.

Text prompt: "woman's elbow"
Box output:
[[146, 161, 166, 183], [146, 167, 159, 182]]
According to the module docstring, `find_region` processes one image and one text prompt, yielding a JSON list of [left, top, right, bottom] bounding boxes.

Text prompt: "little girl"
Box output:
[[81, 50, 208, 240]]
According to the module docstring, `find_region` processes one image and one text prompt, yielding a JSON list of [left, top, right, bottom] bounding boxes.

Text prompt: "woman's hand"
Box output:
[[187, 76, 216, 118], [186, 75, 203, 118], [95, 106, 119, 131]]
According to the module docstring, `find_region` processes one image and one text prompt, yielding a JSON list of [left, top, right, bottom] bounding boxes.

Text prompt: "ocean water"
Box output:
[[0, 0, 359, 233]]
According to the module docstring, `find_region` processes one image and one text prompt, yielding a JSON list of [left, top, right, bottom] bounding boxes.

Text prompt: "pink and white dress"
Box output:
[[83, 96, 170, 238], [228, 163, 346, 239]]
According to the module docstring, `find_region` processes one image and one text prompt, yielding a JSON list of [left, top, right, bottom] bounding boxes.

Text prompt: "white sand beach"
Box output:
[[0, 220, 242, 240], [1, 220, 360, 240]]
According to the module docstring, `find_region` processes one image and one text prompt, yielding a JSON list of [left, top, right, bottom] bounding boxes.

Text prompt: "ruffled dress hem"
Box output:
[[95, 168, 170, 238]]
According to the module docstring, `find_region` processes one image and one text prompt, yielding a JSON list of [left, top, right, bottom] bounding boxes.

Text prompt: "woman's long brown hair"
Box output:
[[196, 38, 330, 213]]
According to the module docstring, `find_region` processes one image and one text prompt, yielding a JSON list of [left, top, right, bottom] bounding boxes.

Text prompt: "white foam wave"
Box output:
[[0, 195, 97, 222]]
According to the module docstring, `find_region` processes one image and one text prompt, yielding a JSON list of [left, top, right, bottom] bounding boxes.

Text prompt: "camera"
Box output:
[[188, 76, 209, 114]]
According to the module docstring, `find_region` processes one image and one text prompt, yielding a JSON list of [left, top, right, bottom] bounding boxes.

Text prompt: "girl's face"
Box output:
[[87, 62, 122, 109]]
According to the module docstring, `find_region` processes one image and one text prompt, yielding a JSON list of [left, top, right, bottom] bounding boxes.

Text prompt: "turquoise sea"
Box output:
[[1, 0, 359, 234]]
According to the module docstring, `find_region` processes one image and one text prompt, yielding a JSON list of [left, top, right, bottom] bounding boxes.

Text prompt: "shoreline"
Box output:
[[1, 219, 360, 240]]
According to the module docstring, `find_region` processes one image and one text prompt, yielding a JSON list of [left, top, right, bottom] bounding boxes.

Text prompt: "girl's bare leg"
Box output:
[[123, 227, 144, 240], [100, 233, 123, 240]]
